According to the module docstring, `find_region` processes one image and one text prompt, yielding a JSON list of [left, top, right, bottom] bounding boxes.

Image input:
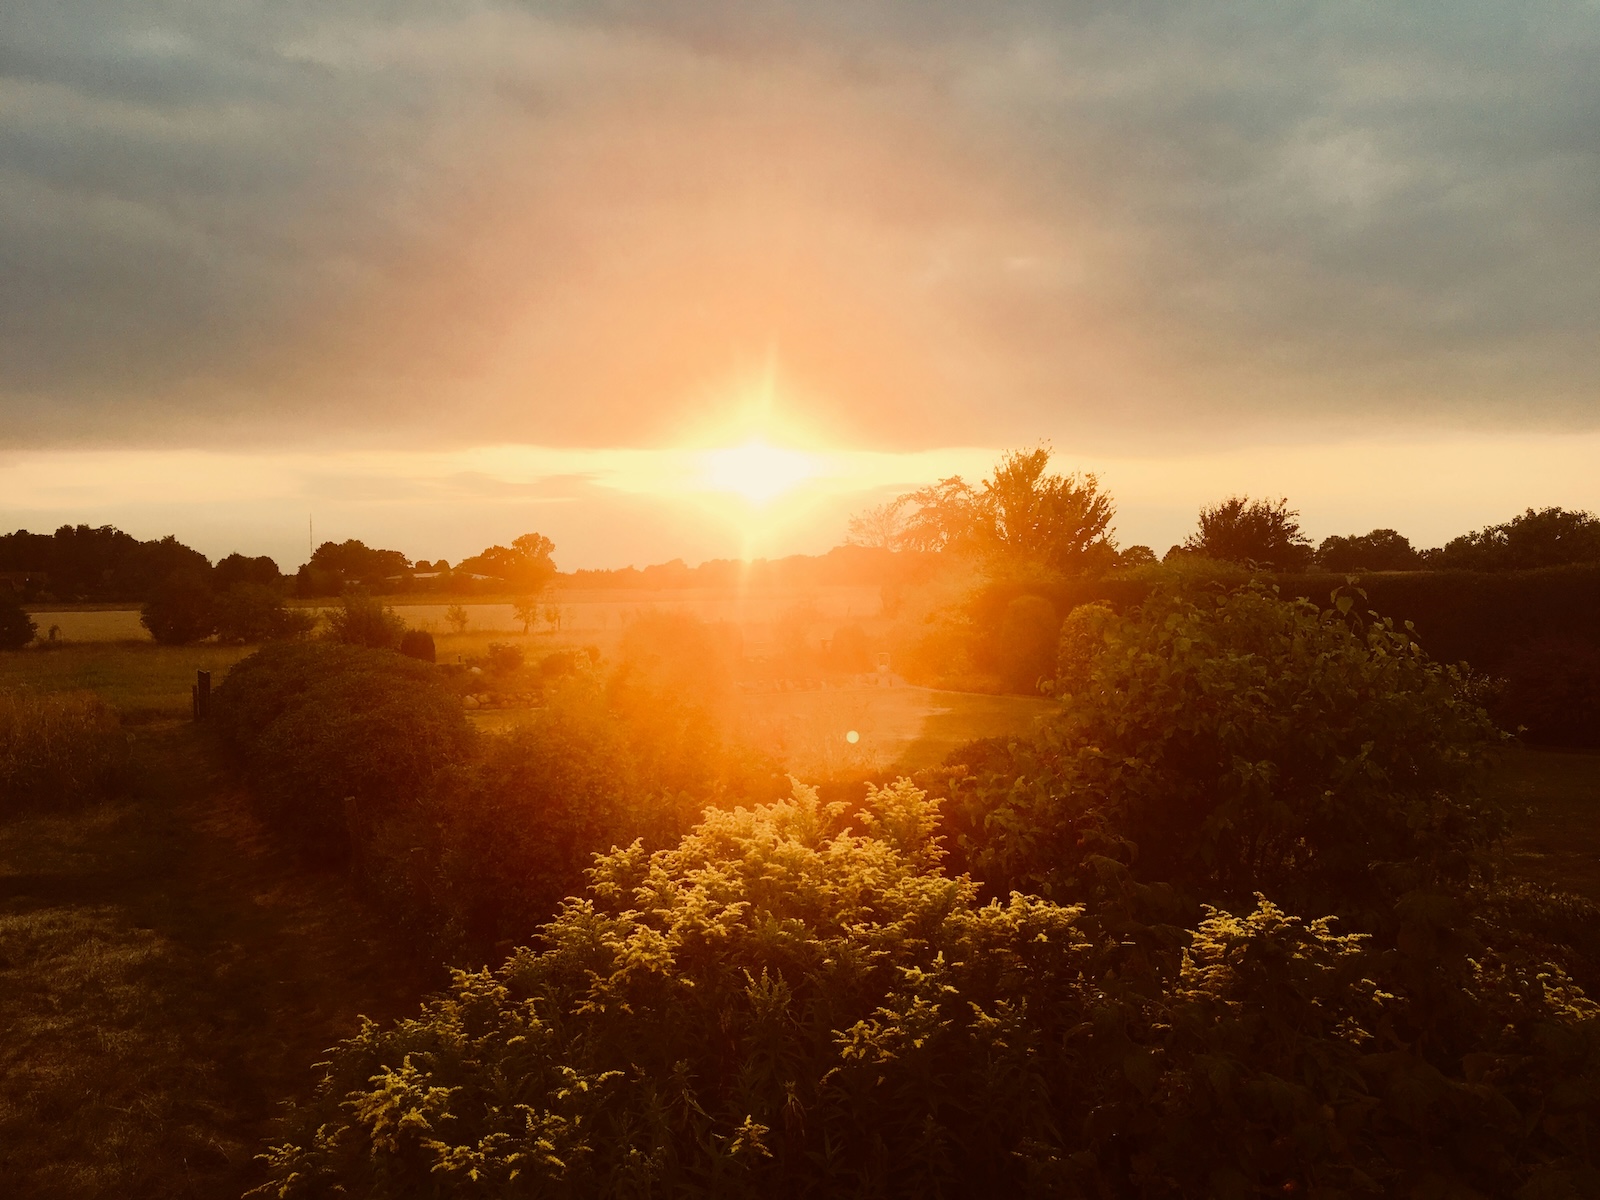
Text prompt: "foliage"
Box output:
[[882, 449, 1116, 576], [0, 591, 36, 650], [458, 533, 558, 593], [1183, 496, 1313, 569], [484, 642, 524, 675], [996, 594, 1058, 693], [1496, 637, 1600, 747], [213, 584, 316, 644], [512, 594, 542, 634], [1435, 506, 1600, 571], [398, 629, 436, 662], [256, 780, 1600, 1199], [943, 585, 1506, 918], [1316, 528, 1421, 571], [0, 524, 211, 602], [0, 688, 127, 813], [140, 569, 217, 645], [307, 539, 411, 588], [212, 643, 473, 861], [445, 603, 470, 635], [325, 592, 407, 650], [214, 552, 282, 590]]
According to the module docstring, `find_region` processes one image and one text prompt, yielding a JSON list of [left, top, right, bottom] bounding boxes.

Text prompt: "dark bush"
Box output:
[[944, 585, 1506, 918], [324, 592, 406, 650], [996, 593, 1057, 693], [1496, 637, 1600, 747], [213, 584, 316, 644], [140, 569, 216, 644], [398, 629, 435, 662], [212, 642, 472, 861], [0, 592, 35, 649], [483, 641, 523, 674]]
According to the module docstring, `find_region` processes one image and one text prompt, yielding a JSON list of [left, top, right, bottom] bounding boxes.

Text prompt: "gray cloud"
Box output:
[[2, 0, 1597, 452]]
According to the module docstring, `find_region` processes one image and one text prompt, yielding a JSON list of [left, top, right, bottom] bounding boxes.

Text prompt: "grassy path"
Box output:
[[0, 722, 433, 1198]]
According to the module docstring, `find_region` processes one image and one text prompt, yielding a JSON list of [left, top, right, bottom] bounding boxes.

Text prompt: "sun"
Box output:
[[697, 439, 824, 505]]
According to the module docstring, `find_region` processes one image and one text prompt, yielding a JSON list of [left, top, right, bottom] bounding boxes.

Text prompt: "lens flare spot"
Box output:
[[845, 730, 860, 744]]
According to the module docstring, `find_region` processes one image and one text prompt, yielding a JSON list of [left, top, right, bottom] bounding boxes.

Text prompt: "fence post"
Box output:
[[194, 669, 211, 722]]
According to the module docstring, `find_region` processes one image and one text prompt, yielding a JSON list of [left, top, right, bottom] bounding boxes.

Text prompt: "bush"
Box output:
[[398, 629, 435, 662], [325, 592, 406, 650], [212, 643, 472, 860], [256, 780, 1600, 1198], [943, 584, 1506, 919], [0, 592, 35, 649], [996, 594, 1058, 693], [483, 641, 523, 674], [0, 688, 127, 814], [213, 584, 316, 644], [140, 569, 216, 644], [1496, 637, 1600, 747]]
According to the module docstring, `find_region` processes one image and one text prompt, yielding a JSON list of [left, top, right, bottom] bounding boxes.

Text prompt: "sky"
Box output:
[[3, 1, 1598, 569]]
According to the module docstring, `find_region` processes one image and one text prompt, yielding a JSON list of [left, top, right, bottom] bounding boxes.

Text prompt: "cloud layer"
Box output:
[[4, 0, 1598, 453]]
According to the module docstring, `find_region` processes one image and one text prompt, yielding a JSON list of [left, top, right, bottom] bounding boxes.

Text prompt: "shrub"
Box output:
[[1496, 636, 1600, 747], [0, 591, 36, 649], [212, 643, 471, 860], [398, 629, 435, 662], [140, 569, 216, 644], [483, 641, 523, 674], [256, 781, 1600, 1198], [942, 585, 1506, 919], [0, 688, 127, 814], [325, 592, 406, 650], [213, 584, 316, 644], [996, 594, 1058, 693]]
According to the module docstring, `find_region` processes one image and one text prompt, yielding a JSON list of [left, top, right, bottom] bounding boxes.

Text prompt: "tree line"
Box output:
[[848, 447, 1600, 574]]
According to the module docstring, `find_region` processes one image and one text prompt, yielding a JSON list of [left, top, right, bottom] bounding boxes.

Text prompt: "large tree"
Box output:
[[1316, 529, 1420, 572], [864, 449, 1116, 574], [457, 533, 558, 593], [1183, 495, 1312, 568], [1434, 506, 1600, 571]]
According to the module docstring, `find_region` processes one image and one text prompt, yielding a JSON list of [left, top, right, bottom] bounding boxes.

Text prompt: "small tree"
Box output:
[[0, 592, 36, 650], [445, 604, 470, 636], [512, 596, 541, 635], [326, 593, 406, 650], [141, 570, 217, 645], [1183, 495, 1312, 568], [214, 584, 316, 644]]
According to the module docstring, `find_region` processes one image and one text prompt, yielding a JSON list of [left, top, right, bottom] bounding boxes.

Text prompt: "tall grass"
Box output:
[[0, 687, 128, 813]]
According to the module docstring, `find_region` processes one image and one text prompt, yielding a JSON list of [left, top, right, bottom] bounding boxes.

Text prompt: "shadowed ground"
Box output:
[[0, 722, 433, 1199]]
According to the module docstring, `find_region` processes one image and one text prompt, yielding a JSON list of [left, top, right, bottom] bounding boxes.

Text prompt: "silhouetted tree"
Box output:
[[141, 570, 217, 644], [214, 584, 316, 643], [458, 533, 558, 593], [870, 449, 1115, 574], [1183, 496, 1312, 568], [326, 593, 407, 650], [1316, 529, 1421, 572], [0, 592, 36, 650], [214, 552, 282, 591], [1434, 507, 1600, 571]]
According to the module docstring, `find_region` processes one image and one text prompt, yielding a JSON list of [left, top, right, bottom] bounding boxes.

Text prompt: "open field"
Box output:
[[0, 644, 253, 722], [28, 585, 885, 655]]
